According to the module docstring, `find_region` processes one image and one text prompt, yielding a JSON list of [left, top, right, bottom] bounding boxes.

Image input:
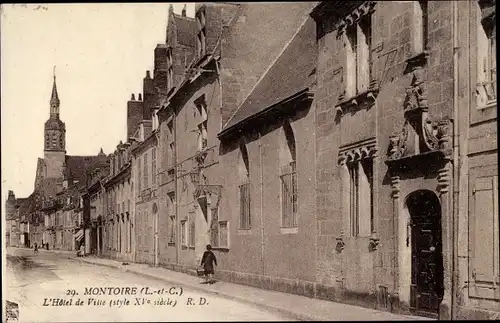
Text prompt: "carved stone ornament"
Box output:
[[338, 138, 378, 166], [387, 68, 451, 161], [336, 1, 376, 34]]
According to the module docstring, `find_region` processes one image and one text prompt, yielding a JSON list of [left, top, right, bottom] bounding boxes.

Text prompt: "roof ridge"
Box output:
[[222, 15, 310, 129], [173, 13, 195, 21]]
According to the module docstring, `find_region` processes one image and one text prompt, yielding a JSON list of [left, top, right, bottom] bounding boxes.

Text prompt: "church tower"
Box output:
[[43, 67, 66, 179]]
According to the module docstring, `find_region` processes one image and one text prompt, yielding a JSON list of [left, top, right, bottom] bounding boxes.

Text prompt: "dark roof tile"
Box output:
[[173, 14, 197, 47], [64, 155, 107, 180], [223, 18, 317, 130]]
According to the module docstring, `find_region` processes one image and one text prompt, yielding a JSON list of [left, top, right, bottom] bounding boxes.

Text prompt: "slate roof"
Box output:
[[16, 196, 32, 216], [37, 178, 63, 199], [173, 14, 197, 47], [64, 155, 107, 181], [222, 17, 317, 131]]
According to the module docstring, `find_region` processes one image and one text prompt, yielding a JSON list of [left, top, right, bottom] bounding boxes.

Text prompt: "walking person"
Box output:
[[200, 244, 217, 284], [33, 243, 38, 254]]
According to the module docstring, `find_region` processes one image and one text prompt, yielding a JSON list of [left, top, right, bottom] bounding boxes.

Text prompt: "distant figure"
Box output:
[[33, 243, 38, 254], [201, 244, 217, 284], [79, 244, 85, 257]]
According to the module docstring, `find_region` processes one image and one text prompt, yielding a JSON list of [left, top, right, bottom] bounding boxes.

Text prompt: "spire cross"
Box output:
[[53, 65, 56, 80]]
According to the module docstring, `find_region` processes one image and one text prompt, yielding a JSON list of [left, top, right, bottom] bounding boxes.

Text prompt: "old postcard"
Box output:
[[2, 2, 498, 322]]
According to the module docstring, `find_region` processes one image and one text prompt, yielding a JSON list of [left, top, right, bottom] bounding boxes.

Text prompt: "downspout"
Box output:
[[259, 132, 265, 277], [451, 0, 459, 319]]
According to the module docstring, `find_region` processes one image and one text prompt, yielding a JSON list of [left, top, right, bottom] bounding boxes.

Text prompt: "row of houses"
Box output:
[[5, 1, 498, 320]]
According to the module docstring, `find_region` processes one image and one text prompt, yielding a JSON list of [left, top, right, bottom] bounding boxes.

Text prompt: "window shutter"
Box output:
[[469, 176, 499, 300]]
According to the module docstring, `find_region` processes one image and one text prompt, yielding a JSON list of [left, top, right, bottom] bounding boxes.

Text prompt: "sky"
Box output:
[[1, 3, 195, 203]]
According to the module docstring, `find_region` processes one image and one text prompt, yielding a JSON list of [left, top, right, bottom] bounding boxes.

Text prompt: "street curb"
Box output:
[[70, 257, 315, 321]]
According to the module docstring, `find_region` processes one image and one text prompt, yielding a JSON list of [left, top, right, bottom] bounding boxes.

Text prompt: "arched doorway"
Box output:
[[406, 190, 444, 317]]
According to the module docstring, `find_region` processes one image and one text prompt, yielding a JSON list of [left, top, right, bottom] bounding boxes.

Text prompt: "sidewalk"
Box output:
[[68, 255, 433, 321]]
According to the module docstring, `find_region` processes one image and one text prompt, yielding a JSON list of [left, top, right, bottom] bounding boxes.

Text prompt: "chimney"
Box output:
[[131, 93, 136, 101], [138, 93, 143, 101], [146, 70, 151, 79], [182, 4, 187, 17]]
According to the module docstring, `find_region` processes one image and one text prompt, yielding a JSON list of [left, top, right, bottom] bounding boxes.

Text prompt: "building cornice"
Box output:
[[104, 163, 131, 188], [218, 88, 314, 141]]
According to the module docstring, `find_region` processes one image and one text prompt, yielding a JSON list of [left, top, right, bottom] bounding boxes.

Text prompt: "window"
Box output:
[[218, 221, 229, 248], [345, 14, 372, 97], [169, 215, 176, 244], [347, 159, 373, 237], [196, 9, 207, 57], [167, 168, 175, 183], [477, 0, 496, 107], [143, 152, 148, 189], [167, 120, 174, 136], [189, 216, 195, 248], [412, 1, 428, 54], [211, 207, 219, 246], [169, 143, 175, 166], [198, 121, 208, 150], [280, 122, 298, 228], [238, 143, 251, 230], [196, 99, 208, 151], [167, 49, 174, 91], [152, 148, 157, 185], [138, 157, 142, 192], [167, 192, 176, 215], [180, 220, 187, 246], [128, 214, 132, 252]]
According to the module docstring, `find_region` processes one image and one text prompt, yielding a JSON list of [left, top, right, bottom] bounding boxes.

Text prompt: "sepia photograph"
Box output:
[[1, 1, 498, 322]]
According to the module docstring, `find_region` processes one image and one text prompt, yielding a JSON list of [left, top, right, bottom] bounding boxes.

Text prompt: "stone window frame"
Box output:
[[195, 95, 208, 151], [188, 212, 195, 249], [335, 1, 379, 117], [196, 7, 207, 58], [218, 220, 230, 249], [338, 138, 378, 238], [344, 13, 372, 98], [410, 0, 429, 57], [166, 48, 174, 91], [143, 151, 148, 190], [151, 147, 157, 185], [137, 156, 142, 193], [279, 121, 298, 233], [238, 141, 251, 230], [476, 0, 496, 109]]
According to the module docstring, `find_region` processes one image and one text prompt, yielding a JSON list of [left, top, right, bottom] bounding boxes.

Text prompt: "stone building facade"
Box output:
[[217, 14, 317, 294], [132, 120, 159, 265], [104, 140, 134, 262], [309, 0, 498, 320], [454, 0, 498, 320]]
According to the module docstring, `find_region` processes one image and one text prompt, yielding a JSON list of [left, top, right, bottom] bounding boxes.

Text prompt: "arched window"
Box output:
[[238, 141, 251, 230], [280, 121, 297, 228]]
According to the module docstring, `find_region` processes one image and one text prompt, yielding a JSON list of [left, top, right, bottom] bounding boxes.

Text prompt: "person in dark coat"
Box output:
[[201, 244, 217, 284]]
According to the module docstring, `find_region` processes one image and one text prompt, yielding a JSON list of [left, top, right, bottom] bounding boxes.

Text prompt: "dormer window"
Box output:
[[196, 8, 207, 57], [167, 48, 174, 91], [152, 110, 159, 132], [139, 124, 145, 141]]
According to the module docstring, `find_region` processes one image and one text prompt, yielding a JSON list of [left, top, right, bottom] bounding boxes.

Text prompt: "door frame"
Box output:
[[405, 189, 444, 318]]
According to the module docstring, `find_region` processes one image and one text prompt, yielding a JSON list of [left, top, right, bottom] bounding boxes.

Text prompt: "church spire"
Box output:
[[50, 66, 60, 117]]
